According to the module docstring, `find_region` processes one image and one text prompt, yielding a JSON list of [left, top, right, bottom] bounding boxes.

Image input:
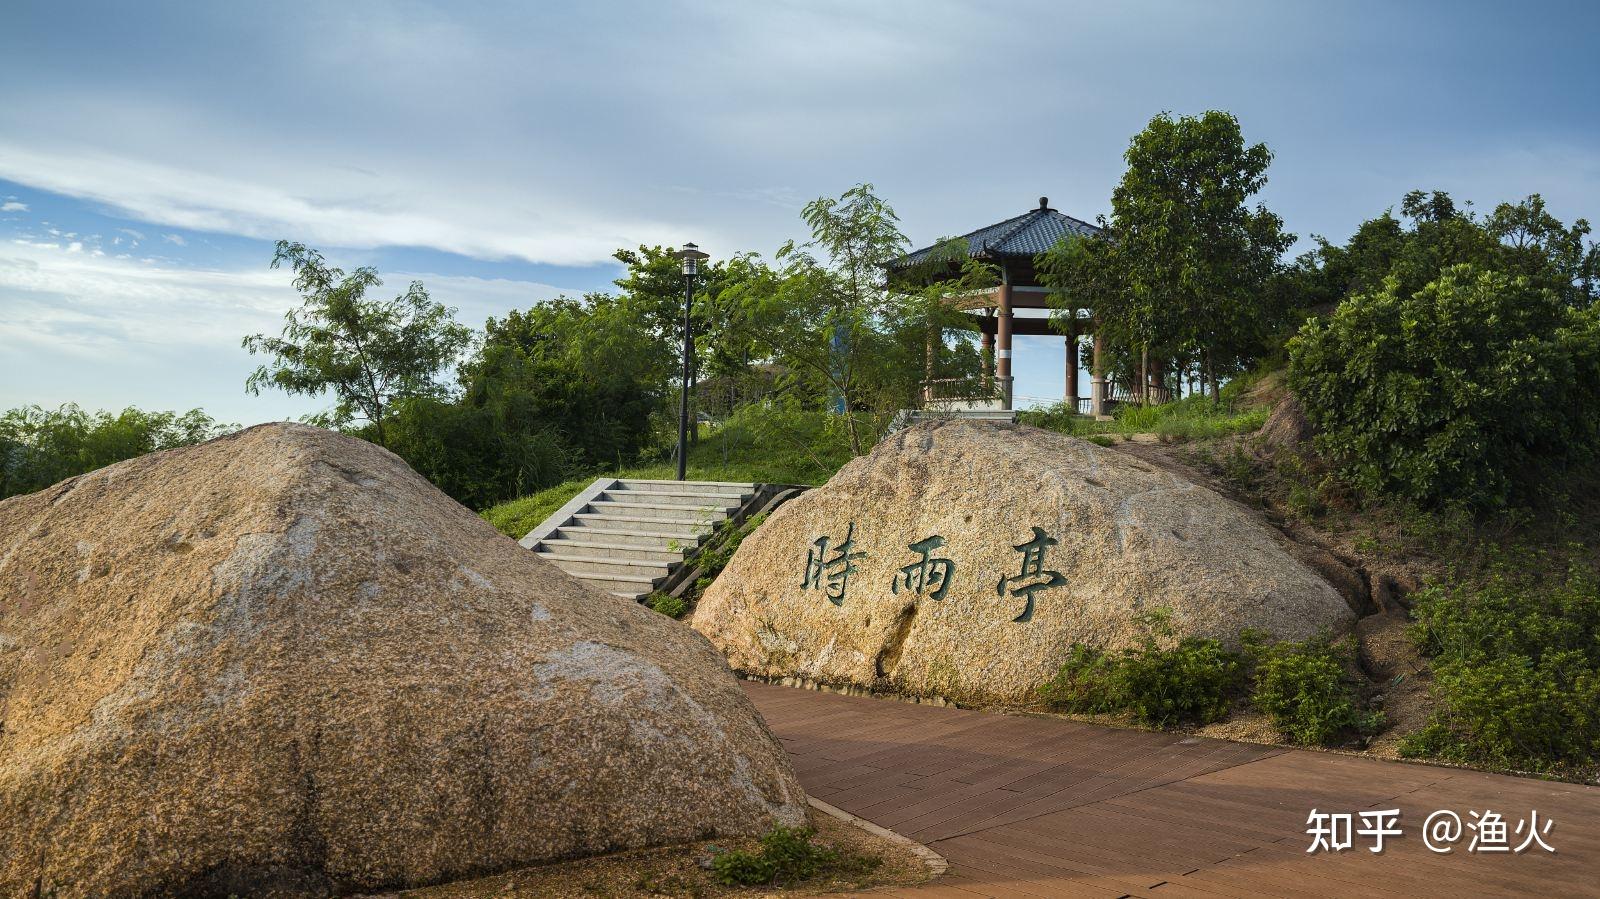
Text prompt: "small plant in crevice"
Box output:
[[647, 592, 687, 619], [691, 512, 768, 597]]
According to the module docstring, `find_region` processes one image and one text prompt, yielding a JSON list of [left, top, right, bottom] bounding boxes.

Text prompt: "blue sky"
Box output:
[[3, 0, 1598, 422]]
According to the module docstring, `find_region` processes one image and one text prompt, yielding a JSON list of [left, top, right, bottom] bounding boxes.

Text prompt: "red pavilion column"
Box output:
[[996, 270, 1014, 410], [980, 309, 995, 390]]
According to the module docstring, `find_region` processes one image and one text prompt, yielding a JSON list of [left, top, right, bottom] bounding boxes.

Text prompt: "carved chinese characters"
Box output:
[[804, 524, 1065, 622]]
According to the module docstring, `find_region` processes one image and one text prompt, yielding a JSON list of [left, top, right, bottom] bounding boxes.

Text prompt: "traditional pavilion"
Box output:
[[886, 197, 1114, 417]]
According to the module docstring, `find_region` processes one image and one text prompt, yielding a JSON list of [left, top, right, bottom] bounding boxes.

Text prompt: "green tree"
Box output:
[[726, 183, 910, 454], [244, 241, 472, 445], [382, 291, 669, 509], [611, 244, 772, 448], [1485, 193, 1600, 307], [1109, 111, 1293, 399], [1037, 230, 1130, 391]]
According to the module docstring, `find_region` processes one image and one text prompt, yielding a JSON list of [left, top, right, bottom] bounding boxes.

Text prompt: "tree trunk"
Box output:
[[1139, 344, 1150, 406], [842, 386, 862, 456]]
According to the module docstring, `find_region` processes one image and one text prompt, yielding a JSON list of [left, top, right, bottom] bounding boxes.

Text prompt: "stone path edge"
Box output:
[[807, 795, 951, 879]]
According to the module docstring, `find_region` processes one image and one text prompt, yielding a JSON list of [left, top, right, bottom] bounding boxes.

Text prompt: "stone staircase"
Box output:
[[518, 478, 759, 601]]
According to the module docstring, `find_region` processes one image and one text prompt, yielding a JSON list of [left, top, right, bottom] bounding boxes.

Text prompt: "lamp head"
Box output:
[[675, 242, 710, 276]]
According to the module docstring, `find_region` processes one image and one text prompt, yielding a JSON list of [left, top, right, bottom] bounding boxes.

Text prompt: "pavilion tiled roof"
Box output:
[[888, 198, 1103, 270]]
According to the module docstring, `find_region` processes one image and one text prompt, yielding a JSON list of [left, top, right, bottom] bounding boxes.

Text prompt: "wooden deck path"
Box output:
[[742, 682, 1600, 898]]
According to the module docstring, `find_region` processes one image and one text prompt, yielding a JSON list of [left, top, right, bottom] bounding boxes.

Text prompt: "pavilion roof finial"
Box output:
[[1038, 196, 1049, 211]]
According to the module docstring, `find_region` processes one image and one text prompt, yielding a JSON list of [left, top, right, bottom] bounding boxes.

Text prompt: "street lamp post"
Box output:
[[673, 242, 709, 481]]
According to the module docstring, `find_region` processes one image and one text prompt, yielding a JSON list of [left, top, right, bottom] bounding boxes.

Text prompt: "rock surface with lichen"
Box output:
[[691, 420, 1353, 705], [0, 423, 805, 898]]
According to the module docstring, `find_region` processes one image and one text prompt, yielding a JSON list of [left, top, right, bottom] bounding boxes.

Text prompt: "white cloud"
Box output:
[[0, 240, 578, 420], [0, 201, 26, 212], [66, 241, 82, 253], [162, 233, 186, 246]]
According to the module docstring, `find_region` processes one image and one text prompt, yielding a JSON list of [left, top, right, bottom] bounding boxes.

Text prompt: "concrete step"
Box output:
[[535, 538, 683, 563], [597, 488, 743, 509], [584, 500, 729, 524], [568, 513, 715, 536], [550, 525, 703, 548], [539, 552, 672, 580], [614, 478, 755, 495], [558, 569, 663, 594]]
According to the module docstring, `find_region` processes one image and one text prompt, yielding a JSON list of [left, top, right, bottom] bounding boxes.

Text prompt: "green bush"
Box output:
[[1247, 634, 1382, 745], [1287, 265, 1600, 508], [1039, 609, 1244, 727], [711, 826, 877, 887], [647, 593, 687, 619], [1402, 557, 1600, 770]]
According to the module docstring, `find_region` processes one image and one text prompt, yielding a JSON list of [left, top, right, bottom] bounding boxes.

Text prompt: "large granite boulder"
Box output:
[[0, 423, 805, 898], [692, 420, 1353, 705]]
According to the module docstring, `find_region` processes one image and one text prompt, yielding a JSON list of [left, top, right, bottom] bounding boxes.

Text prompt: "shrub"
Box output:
[[1039, 609, 1243, 727], [1247, 634, 1382, 745], [1287, 265, 1600, 508], [1402, 557, 1600, 770], [647, 593, 687, 619], [711, 826, 878, 887]]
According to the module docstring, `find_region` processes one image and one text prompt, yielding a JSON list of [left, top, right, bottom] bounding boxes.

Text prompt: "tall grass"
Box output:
[[1018, 394, 1266, 442]]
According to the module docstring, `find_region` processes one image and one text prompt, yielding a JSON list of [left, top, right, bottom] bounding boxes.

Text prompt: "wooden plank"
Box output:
[[742, 682, 1600, 899]]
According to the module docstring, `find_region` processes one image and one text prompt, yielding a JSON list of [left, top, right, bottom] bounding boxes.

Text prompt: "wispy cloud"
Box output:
[[162, 233, 186, 246], [0, 200, 26, 212], [0, 141, 687, 266]]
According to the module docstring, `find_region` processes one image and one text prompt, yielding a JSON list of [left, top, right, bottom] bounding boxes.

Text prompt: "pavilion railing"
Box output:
[[1073, 381, 1175, 415], [919, 377, 1008, 408]]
